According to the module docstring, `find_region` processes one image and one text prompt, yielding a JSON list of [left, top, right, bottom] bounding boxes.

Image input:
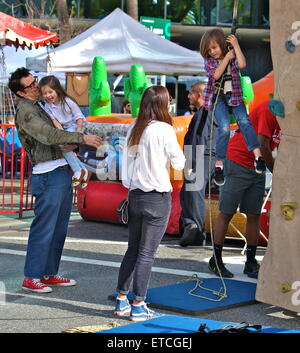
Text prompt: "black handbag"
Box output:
[[116, 154, 136, 225]]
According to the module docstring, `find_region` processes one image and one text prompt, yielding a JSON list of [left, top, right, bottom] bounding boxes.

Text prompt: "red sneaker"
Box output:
[[40, 275, 76, 287], [22, 278, 52, 293]]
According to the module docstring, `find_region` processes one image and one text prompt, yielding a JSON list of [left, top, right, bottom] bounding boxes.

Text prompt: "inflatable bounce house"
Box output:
[[76, 55, 274, 241]]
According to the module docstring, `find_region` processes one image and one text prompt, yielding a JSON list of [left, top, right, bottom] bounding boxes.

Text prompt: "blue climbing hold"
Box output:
[[285, 40, 296, 53], [268, 100, 285, 118]]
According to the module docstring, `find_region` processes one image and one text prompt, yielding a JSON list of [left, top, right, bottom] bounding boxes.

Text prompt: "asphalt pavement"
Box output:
[[1, 209, 300, 337]]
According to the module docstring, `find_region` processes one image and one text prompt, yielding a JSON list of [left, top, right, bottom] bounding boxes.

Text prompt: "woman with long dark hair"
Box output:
[[114, 85, 185, 321]]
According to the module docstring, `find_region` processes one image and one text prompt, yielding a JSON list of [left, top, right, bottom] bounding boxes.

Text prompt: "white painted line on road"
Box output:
[[0, 248, 256, 283], [0, 236, 128, 245]]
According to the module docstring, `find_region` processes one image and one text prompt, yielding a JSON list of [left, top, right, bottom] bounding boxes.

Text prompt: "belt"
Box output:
[[133, 188, 167, 195]]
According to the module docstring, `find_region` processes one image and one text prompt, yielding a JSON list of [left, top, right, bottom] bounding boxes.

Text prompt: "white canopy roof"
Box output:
[[26, 8, 205, 76]]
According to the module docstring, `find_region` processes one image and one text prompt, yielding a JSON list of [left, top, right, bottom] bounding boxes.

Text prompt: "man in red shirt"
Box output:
[[208, 101, 281, 279]]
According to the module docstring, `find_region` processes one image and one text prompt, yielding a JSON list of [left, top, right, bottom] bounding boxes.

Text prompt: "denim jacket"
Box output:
[[15, 98, 84, 166]]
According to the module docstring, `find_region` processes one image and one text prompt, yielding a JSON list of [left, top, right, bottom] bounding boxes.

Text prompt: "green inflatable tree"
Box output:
[[124, 64, 152, 118], [88, 56, 111, 116]]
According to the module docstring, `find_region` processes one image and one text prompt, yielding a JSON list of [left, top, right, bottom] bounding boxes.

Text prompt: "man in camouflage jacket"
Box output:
[[8, 67, 101, 293]]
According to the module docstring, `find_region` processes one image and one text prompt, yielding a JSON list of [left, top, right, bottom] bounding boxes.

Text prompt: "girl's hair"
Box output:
[[199, 28, 228, 60], [39, 75, 76, 112], [127, 85, 172, 148]]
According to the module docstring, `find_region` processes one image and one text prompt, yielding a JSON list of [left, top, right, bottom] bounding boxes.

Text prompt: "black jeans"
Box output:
[[117, 189, 171, 301]]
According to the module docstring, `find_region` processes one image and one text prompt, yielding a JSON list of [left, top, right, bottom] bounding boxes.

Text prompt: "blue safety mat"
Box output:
[[100, 315, 300, 334], [108, 278, 257, 315]]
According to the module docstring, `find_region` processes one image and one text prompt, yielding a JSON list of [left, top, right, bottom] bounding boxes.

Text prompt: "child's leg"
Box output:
[[232, 103, 260, 153], [62, 151, 82, 174], [62, 151, 86, 184], [214, 96, 231, 167]]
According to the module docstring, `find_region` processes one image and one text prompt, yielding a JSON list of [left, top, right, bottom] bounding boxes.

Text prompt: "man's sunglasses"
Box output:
[[21, 77, 38, 91]]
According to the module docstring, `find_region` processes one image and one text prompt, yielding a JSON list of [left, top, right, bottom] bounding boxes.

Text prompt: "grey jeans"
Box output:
[[117, 189, 171, 301]]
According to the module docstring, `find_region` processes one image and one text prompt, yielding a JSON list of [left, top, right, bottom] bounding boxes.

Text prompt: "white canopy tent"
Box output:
[[26, 8, 205, 76]]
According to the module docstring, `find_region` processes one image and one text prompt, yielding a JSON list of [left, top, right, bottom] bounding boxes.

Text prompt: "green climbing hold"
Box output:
[[268, 99, 285, 118]]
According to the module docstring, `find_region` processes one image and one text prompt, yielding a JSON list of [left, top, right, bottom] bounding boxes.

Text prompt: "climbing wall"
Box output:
[[256, 0, 300, 312]]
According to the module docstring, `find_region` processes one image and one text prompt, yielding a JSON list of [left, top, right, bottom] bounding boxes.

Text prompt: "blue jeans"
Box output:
[[24, 166, 73, 278], [117, 189, 171, 301], [214, 94, 260, 160], [62, 151, 83, 173]]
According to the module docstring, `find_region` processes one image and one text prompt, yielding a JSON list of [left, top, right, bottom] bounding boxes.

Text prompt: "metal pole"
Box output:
[[77, 0, 81, 18], [121, 0, 124, 11], [164, 0, 167, 19]]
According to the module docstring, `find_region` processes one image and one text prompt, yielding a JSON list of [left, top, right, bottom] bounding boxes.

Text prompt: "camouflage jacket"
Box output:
[[15, 98, 84, 166]]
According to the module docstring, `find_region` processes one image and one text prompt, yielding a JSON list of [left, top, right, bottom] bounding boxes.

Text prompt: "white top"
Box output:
[[122, 121, 185, 192], [42, 97, 85, 132], [32, 159, 68, 174]]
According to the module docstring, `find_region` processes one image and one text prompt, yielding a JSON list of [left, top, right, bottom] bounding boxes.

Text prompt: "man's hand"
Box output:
[[83, 134, 102, 148]]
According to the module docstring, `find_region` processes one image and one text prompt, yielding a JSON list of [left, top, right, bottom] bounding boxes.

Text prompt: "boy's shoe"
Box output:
[[243, 259, 260, 279], [114, 298, 131, 317], [40, 275, 76, 287], [213, 167, 225, 186], [130, 304, 163, 322], [254, 157, 266, 174], [22, 278, 52, 293], [208, 257, 234, 278]]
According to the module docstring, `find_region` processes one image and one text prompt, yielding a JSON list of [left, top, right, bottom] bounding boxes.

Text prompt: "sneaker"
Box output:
[[179, 224, 205, 247], [22, 278, 53, 293], [72, 169, 85, 187], [130, 304, 163, 322], [40, 275, 76, 287], [114, 298, 131, 316], [208, 257, 234, 278], [244, 259, 260, 279], [254, 157, 266, 174], [213, 167, 225, 186], [80, 169, 92, 189]]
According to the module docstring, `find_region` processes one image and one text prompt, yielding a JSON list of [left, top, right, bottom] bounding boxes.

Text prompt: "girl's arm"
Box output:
[[52, 118, 64, 130], [227, 34, 246, 69], [76, 118, 84, 133]]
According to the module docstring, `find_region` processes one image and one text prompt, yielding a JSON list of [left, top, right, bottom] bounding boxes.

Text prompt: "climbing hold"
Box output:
[[296, 100, 300, 111], [281, 283, 292, 293], [268, 100, 285, 118], [280, 202, 299, 221], [285, 40, 296, 53]]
